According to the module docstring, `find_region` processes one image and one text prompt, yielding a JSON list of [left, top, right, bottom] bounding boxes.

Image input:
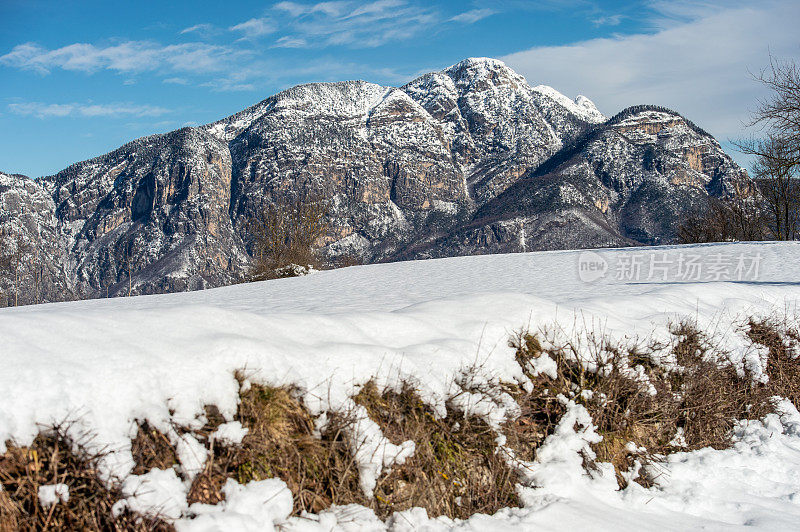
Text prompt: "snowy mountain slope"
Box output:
[[402, 58, 604, 205], [0, 59, 757, 303], [1, 242, 799, 529], [395, 105, 757, 259], [45, 127, 249, 296], [0, 171, 71, 302]]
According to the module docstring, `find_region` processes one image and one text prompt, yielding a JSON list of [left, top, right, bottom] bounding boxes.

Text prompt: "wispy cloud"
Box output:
[[1, 2, 509, 91], [180, 23, 215, 35], [501, 0, 800, 145], [163, 77, 189, 85], [195, 55, 412, 94], [0, 41, 247, 75], [232, 0, 440, 49], [272, 36, 308, 48], [229, 17, 278, 39], [450, 8, 496, 24], [273, 0, 350, 18], [591, 14, 624, 26], [8, 101, 171, 119], [644, 0, 750, 28], [200, 78, 256, 92]]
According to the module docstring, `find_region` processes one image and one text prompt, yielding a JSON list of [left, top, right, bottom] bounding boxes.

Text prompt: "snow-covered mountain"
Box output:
[[0, 58, 756, 302]]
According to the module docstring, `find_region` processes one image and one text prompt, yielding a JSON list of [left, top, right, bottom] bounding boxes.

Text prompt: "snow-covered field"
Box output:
[[2, 241, 800, 530]]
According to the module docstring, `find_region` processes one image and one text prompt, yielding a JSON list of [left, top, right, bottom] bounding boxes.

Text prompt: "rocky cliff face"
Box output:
[[396, 105, 755, 259], [0, 171, 69, 304], [0, 58, 757, 304], [46, 127, 248, 297]]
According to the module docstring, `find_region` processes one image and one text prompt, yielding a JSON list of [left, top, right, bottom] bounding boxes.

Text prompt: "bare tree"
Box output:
[[747, 57, 800, 158], [0, 226, 10, 306], [248, 196, 329, 280], [736, 56, 800, 240], [121, 243, 135, 297], [750, 135, 799, 240]]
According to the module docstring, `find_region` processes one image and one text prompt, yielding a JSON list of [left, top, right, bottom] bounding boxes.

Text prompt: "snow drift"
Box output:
[[1, 241, 800, 529]]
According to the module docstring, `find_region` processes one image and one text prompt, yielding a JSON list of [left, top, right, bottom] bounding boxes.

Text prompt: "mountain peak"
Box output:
[[448, 57, 510, 70], [444, 57, 525, 87]]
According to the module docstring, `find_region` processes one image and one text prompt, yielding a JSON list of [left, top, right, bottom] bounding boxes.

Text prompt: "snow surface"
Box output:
[[2, 241, 800, 529], [210, 421, 249, 447], [38, 483, 69, 508], [113, 468, 188, 520]]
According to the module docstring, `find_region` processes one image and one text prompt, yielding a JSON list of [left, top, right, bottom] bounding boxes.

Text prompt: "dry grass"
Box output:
[[669, 323, 772, 449], [131, 422, 177, 476], [509, 331, 669, 487], [185, 380, 519, 520], [748, 317, 800, 408], [353, 381, 520, 519], [186, 383, 367, 514], [0, 424, 171, 531], [508, 318, 794, 488]]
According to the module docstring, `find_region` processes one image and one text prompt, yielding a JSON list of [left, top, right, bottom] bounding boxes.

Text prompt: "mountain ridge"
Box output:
[[0, 58, 756, 304]]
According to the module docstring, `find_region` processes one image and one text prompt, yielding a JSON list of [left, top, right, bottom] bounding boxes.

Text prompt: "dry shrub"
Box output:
[[131, 422, 177, 475], [669, 322, 772, 449], [509, 332, 668, 487], [332, 254, 363, 269], [183, 378, 519, 520], [186, 383, 366, 514], [0, 424, 171, 531], [3, 315, 798, 526], [248, 197, 329, 281], [353, 381, 519, 519], [509, 320, 780, 488], [0, 489, 19, 532], [678, 197, 767, 244], [748, 317, 800, 408]]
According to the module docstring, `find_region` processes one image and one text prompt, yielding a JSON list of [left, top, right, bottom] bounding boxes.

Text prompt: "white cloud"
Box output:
[[163, 77, 189, 85], [233, 0, 439, 49], [0, 41, 247, 75], [8, 101, 171, 119], [591, 14, 623, 26], [272, 36, 309, 48], [450, 8, 496, 24], [274, 1, 350, 18], [180, 23, 215, 35], [229, 17, 278, 38], [501, 0, 800, 146]]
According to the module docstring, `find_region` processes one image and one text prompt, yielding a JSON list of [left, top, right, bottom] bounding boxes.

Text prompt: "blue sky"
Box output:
[[1, 0, 798, 177]]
